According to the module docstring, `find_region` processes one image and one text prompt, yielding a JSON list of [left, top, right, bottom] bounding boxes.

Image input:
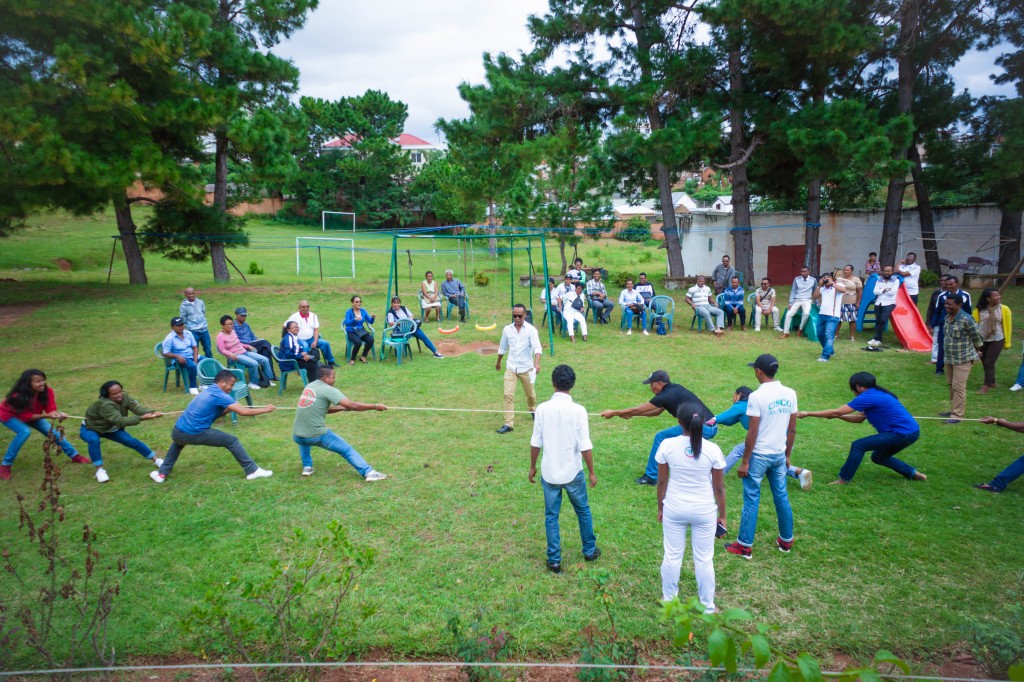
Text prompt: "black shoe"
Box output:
[[530, 411, 535, 420], [938, 411, 952, 417], [546, 561, 562, 574], [943, 419, 961, 424], [584, 548, 602, 562], [496, 425, 513, 434], [635, 475, 657, 486]]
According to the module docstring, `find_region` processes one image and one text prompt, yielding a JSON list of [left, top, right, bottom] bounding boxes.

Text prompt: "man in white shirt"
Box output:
[[529, 364, 599, 573], [560, 283, 589, 343], [285, 300, 337, 366], [496, 303, 543, 434], [586, 270, 615, 323], [554, 274, 575, 310], [618, 279, 649, 335], [782, 267, 815, 338], [725, 354, 797, 559], [868, 266, 901, 348], [813, 274, 847, 363], [686, 275, 725, 336], [898, 252, 921, 305], [753, 278, 782, 332], [835, 265, 863, 342]]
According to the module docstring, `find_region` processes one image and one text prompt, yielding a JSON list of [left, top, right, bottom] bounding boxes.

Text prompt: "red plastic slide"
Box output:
[[889, 286, 933, 352]]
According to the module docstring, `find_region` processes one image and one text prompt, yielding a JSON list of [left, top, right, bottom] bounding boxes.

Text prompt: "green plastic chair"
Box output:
[[648, 295, 675, 333], [270, 345, 309, 395], [155, 342, 188, 393], [445, 293, 470, 320], [197, 358, 251, 425], [380, 318, 418, 365]]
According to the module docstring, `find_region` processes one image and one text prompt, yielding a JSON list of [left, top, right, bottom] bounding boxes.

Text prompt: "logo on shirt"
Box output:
[[767, 399, 794, 415], [297, 387, 316, 408]]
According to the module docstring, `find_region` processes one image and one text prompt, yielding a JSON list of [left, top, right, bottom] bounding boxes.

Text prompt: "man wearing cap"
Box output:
[[233, 307, 278, 382], [600, 370, 717, 486], [496, 303, 543, 434], [180, 287, 212, 358], [724, 354, 797, 559], [162, 317, 200, 395], [285, 300, 337, 367]]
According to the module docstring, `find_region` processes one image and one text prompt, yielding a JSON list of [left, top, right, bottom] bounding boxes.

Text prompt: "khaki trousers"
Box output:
[[945, 362, 974, 419], [503, 369, 537, 428]]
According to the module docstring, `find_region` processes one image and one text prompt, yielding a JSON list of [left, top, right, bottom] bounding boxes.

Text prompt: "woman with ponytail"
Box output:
[[797, 372, 927, 485], [655, 401, 727, 613]]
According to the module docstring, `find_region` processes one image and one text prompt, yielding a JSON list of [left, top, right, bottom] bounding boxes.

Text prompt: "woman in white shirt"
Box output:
[[420, 270, 442, 324], [656, 402, 727, 612], [559, 283, 589, 343]]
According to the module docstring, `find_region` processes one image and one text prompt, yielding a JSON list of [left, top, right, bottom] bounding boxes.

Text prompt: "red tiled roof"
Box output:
[[395, 133, 432, 146], [322, 133, 434, 149]]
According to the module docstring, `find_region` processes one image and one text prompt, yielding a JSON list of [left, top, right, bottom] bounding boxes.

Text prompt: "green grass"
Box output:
[[1, 209, 1022, 669]]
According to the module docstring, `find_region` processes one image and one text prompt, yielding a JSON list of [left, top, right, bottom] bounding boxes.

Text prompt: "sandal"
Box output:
[[348, 360, 355, 366], [974, 483, 1001, 493], [359, 356, 368, 364]]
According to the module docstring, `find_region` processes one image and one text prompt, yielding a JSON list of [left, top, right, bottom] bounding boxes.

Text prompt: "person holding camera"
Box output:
[[868, 266, 900, 348], [813, 274, 847, 363]]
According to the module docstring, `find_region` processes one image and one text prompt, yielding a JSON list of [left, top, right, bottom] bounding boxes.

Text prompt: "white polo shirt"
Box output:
[[898, 263, 921, 295], [818, 285, 843, 317], [746, 380, 797, 455], [498, 321, 542, 373], [530, 392, 593, 485], [285, 311, 321, 341]]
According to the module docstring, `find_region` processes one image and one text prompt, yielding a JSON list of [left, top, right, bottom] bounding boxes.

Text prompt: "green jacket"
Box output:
[[83, 394, 153, 433]]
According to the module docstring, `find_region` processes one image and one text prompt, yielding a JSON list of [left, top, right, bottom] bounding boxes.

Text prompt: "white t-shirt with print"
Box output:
[[655, 437, 724, 514], [745, 380, 797, 454]]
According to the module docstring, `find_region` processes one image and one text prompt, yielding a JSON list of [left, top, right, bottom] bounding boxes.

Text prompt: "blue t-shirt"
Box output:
[[174, 385, 235, 434], [847, 388, 919, 436], [715, 400, 750, 430]]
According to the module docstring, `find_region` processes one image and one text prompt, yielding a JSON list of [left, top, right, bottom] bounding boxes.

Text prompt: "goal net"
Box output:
[[295, 237, 356, 279], [322, 211, 356, 232]]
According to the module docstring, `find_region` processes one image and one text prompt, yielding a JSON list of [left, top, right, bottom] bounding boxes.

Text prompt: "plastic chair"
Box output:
[[155, 343, 188, 394], [271, 345, 308, 395], [445, 293, 470, 320], [380, 318, 417, 365], [648, 295, 675, 333], [196, 358, 251, 425], [344, 321, 376, 363]]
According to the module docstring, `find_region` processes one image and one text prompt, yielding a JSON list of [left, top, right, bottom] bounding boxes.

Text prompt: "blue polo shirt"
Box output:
[[847, 388, 919, 436], [162, 330, 197, 356], [175, 385, 236, 434]]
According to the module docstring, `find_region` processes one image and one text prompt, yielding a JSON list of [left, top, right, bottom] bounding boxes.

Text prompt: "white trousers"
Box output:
[[783, 299, 812, 333], [562, 309, 588, 338], [754, 306, 780, 330], [661, 504, 717, 612]]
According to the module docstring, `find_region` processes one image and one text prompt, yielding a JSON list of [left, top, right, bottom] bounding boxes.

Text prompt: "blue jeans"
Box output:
[[2, 418, 79, 465], [409, 328, 438, 354], [624, 307, 647, 329], [737, 453, 794, 548], [292, 429, 372, 476], [78, 424, 156, 466], [838, 431, 919, 482], [817, 314, 840, 360], [191, 329, 213, 358], [1016, 357, 1024, 386], [173, 357, 198, 389], [696, 305, 725, 330], [645, 423, 719, 481], [989, 455, 1024, 491], [232, 351, 273, 384], [542, 470, 597, 564], [723, 442, 799, 479], [299, 338, 336, 365]]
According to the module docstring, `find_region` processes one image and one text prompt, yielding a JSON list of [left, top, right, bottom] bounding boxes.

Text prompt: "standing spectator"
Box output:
[[711, 255, 736, 295], [386, 296, 444, 358], [441, 269, 468, 321], [180, 287, 212, 358], [343, 295, 376, 365], [495, 303, 542, 434], [420, 271, 443, 324], [941, 296, 983, 424], [972, 288, 1011, 394], [724, 354, 797, 559], [797, 372, 926, 485], [686, 275, 726, 337], [867, 266, 900, 348], [925, 276, 951, 365], [722, 276, 746, 330], [656, 401, 726, 610], [80, 381, 164, 483], [560, 283, 589, 343], [897, 253, 922, 306], [529, 365, 600, 574], [814, 274, 847, 362], [586, 270, 615, 324], [285, 300, 338, 367], [782, 267, 815, 338], [933, 277, 973, 375], [1, 369, 86, 480], [835, 265, 863, 342], [864, 252, 881, 278], [280, 321, 319, 379], [636, 272, 656, 306], [162, 317, 200, 395], [619, 279, 649, 335], [753, 278, 781, 332], [975, 416, 1024, 492], [233, 308, 278, 383], [216, 315, 274, 389]]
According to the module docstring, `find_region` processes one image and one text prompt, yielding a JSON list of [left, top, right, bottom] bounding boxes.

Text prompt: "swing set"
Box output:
[[385, 228, 557, 356]]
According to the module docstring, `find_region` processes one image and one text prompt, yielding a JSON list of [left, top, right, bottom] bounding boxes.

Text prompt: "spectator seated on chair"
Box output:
[[540, 277, 557, 324], [441, 269, 468, 321], [420, 270, 443, 324], [343, 294, 376, 365], [586, 270, 615, 323], [162, 317, 200, 394], [233, 307, 278, 382], [285, 300, 337, 366], [636, 272, 656, 307], [280, 321, 319, 378], [386, 296, 444, 358], [782, 266, 815, 338], [753, 278, 782, 332], [619, 279, 649, 335], [216, 315, 275, 389], [686, 275, 726, 337], [559, 283, 589, 343], [566, 257, 586, 284], [722, 276, 746, 330]]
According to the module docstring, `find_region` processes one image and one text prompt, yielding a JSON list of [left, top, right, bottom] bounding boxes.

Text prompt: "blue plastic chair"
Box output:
[[648, 295, 675, 333], [155, 342, 188, 393], [271, 345, 309, 395], [380, 318, 416, 365]]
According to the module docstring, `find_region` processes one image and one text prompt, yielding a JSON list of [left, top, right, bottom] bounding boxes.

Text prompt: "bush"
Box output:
[[962, 576, 1024, 679], [474, 271, 490, 287], [247, 261, 264, 275], [919, 269, 940, 287], [612, 271, 638, 289], [615, 218, 651, 243], [448, 610, 514, 681]]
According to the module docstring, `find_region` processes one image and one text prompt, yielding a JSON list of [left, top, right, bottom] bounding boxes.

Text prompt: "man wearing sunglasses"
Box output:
[[496, 304, 542, 434]]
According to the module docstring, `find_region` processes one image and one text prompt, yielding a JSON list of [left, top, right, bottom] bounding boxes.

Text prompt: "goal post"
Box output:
[[295, 237, 356, 280], [322, 211, 356, 232]]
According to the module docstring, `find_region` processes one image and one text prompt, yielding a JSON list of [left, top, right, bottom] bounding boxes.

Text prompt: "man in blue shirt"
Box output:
[[162, 317, 200, 395], [150, 370, 277, 483], [722, 276, 746, 330], [180, 287, 212, 358], [233, 307, 278, 382], [441, 269, 468, 321]]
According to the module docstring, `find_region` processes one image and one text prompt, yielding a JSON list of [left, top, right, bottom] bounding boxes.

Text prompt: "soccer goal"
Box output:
[[322, 211, 356, 232], [295, 237, 356, 280]]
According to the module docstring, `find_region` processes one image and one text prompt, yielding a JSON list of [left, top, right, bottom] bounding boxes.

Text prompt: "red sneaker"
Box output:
[[724, 542, 752, 559], [777, 538, 794, 553], [69, 455, 91, 464], [0, 464, 11, 480]]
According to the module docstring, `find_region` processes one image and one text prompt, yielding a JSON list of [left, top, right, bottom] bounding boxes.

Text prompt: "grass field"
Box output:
[[1, 209, 1022, 670]]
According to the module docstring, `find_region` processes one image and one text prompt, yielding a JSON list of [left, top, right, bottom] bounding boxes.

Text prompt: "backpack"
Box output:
[[656, 318, 667, 335]]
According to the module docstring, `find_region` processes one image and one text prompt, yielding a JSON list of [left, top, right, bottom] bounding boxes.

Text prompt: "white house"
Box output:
[[322, 133, 444, 169]]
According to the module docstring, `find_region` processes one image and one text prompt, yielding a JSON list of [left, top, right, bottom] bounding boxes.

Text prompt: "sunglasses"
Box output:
[[512, 314, 525, 319]]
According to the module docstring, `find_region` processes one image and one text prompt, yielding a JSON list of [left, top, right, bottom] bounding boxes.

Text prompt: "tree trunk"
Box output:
[[909, 141, 941, 274], [558, 239, 568, 276], [729, 49, 754, 285], [487, 197, 497, 257], [113, 195, 148, 285], [804, 177, 822, 274], [998, 209, 1022, 273], [879, 0, 919, 265], [211, 130, 231, 282]]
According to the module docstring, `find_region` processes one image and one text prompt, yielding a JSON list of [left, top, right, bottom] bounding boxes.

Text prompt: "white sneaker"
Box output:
[[246, 467, 273, 480], [364, 470, 388, 482], [198, 385, 208, 391], [188, 388, 199, 396], [627, 329, 632, 336], [149, 470, 165, 484], [96, 468, 110, 483], [153, 457, 164, 468], [301, 466, 314, 476], [1011, 384, 1023, 392], [799, 469, 813, 491], [774, 326, 783, 332], [754, 327, 761, 332], [817, 357, 829, 363], [268, 381, 277, 387], [248, 382, 261, 390], [642, 329, 649, 336]]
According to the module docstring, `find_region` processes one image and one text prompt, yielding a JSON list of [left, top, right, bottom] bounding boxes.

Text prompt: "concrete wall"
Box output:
[[676, 205, 1003, 280]]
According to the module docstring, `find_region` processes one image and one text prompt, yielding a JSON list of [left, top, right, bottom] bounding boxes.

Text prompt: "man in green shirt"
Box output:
[[292, 366, 388, 480]]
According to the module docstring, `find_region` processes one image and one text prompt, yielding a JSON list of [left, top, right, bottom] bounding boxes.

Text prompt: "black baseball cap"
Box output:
[[748, 354, 779, 373], [170, 317, 184, 327], [642, 370, 671, 385]]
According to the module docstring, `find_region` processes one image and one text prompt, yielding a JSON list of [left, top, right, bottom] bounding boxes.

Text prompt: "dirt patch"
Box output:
[[435, 340, 500, 357], [53, 258, 73, 271], [0, 304, 42, 329]]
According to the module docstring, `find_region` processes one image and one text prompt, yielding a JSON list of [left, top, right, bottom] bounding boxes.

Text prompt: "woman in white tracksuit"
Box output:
[[559, 283, 589, 342], [656, 401, 727, 612]]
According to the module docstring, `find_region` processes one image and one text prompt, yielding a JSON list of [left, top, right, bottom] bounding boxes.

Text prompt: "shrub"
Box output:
[[576, 570, 638, 681], [962, 576, 1024, 679], [919, 268, 940, 287], [474, 271, 490, 287], [615, 218, 651, 243], [247, 261, 264, 275], [612, 271, 638, 289], [447, 609, 514, 681]]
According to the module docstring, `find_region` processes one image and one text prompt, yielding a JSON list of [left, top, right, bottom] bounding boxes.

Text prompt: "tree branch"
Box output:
[[715, 134, 763, 169]]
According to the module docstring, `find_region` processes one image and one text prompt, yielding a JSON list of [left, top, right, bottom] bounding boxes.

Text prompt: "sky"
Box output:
[[274, 1, 1015, 143]]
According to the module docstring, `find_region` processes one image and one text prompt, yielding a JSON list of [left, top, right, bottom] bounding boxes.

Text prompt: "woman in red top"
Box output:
[[1, 369, 86, 479]]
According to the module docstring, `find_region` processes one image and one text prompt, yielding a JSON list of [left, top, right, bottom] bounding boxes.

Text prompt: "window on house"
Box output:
[[410, 151, 424, 164]]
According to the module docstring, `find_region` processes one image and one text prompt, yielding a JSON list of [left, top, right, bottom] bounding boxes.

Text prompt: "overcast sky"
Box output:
[[274, 1, 1014, 142]]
